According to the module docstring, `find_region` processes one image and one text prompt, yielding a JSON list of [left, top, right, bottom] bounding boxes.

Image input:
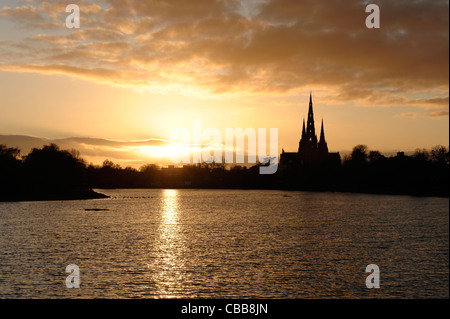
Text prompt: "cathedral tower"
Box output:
[[280, 92, 341, 169], [299, 93, 321, 159]]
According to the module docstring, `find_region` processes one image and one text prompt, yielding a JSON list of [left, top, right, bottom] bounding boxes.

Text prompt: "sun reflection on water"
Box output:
[[153, 189, 189, 298]]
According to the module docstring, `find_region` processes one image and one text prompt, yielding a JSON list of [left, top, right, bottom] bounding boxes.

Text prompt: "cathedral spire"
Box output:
[[302, 118, 306, 138], [318, 119, 328, 154], [307, 92, 316, 136], [320, 119, 326, 143]]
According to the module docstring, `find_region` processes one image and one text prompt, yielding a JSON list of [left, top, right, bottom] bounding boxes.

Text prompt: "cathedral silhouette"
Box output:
[[280, 93, 341, 170]]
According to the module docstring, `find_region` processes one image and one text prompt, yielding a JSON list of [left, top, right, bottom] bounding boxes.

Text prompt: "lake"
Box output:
[[0, 189, 448, 298]]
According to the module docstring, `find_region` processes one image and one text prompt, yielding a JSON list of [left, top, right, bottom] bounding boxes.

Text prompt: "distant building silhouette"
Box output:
[[280, 93, 341, 170]]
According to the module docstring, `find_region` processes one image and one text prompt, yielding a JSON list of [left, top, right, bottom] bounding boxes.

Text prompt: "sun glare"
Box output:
[[135, 145, 187, 158]]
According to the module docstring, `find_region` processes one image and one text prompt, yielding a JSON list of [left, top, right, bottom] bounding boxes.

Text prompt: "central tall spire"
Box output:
[[307, 92, 316, 137]]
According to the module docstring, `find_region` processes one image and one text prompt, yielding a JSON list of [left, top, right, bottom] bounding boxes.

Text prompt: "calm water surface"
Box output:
[[0, 189, 448, 298]]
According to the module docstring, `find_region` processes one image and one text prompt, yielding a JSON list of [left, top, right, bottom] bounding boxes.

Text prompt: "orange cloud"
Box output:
[[0, 0, 448, 114]]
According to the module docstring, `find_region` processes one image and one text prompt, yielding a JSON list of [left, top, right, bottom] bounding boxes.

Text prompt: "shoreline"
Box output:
[[94, 186, 449, 198], [1, 187, 448, 203], [0, 189, 110, 203]]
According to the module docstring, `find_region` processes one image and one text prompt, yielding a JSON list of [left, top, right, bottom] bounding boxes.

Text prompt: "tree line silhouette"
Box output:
[[278, 145, 449, 197], [0, 143, 448, 201], [0, 144, 107, 201]]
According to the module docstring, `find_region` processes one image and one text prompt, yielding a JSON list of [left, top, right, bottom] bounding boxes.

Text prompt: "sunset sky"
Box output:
[[0, 0, 448, 167]]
